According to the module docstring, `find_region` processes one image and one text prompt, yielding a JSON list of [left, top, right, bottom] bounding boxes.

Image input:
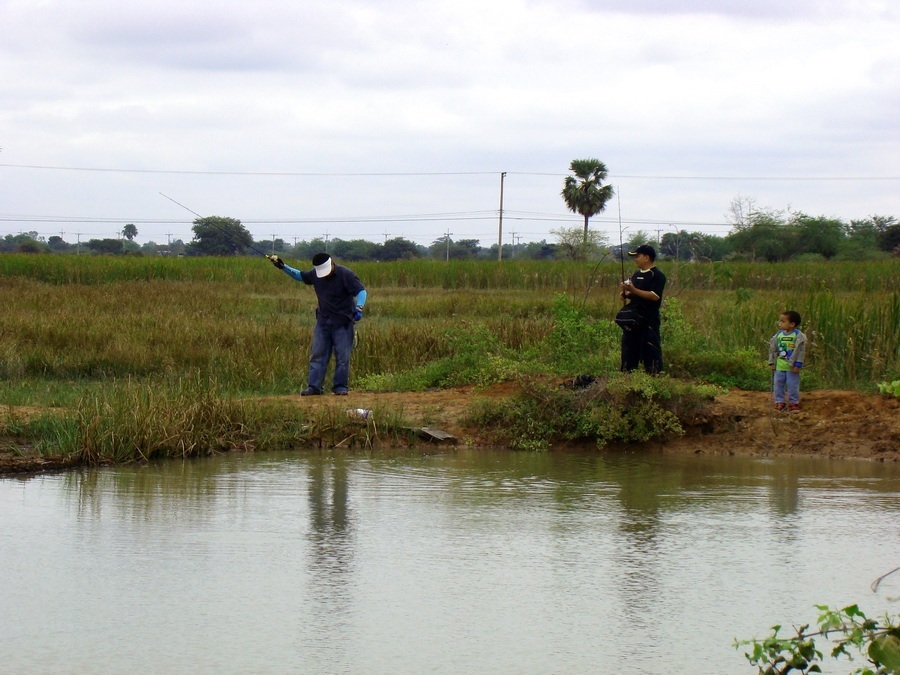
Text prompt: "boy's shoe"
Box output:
[[300, 387, 322, 396], [774, 402, 786, 412], [788, 403, 800, 413], [333, 389, 349, 396]]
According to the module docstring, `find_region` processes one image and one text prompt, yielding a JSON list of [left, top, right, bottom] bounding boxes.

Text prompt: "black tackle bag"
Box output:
[[614, 304, 646, 332]]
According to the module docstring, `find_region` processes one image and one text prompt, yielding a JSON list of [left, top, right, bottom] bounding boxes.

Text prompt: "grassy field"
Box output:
[[1, 255, 897, 462], [1, 255, 897, 395]]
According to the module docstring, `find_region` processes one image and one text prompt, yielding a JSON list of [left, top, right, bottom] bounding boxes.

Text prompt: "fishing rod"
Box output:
[[159, 192, 277, 260], [579, 249, 611, 309], [617, 187, 625, 282], [578, 185, 619, 308], [617, 186, 628, 307]]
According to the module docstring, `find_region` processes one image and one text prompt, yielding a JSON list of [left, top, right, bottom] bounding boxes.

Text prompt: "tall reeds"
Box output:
[[2, 254, 897, 292], [29, 374, 411, 463], [1, 255, 897, 398]]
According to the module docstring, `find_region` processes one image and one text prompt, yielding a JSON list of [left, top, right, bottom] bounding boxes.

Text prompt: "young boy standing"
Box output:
[[768, 310, 807, 413]]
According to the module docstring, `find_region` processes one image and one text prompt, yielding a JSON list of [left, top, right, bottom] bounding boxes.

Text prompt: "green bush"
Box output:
[[540, 294, 620, 376], [358, 322, 528, 392], [467, 373, 720, 450], [735, 603, 900, 674], [877, 379, 900, 397], [663, 297, 769, 390]]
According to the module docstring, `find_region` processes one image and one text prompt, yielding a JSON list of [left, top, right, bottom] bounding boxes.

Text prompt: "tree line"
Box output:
[[3, 208, 897, 262], [4, 157, 898, 261]]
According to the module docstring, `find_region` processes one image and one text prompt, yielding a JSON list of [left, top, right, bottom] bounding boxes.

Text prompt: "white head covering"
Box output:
[[314, 256, 333, 278]]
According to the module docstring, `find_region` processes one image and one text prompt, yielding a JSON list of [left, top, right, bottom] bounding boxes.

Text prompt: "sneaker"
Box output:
[[788, 403, 800, 414], [300, 387, 322, 396], [333, 389, 349, 396], [774, 402, 786, 412]]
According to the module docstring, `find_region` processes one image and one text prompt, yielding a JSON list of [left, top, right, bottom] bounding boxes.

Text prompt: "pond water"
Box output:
[[2, 449, 898, 674]]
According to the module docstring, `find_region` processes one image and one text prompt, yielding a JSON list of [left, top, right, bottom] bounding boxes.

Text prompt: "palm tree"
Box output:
[[122, 223, 138, 241], [561, 159, 614, 243]]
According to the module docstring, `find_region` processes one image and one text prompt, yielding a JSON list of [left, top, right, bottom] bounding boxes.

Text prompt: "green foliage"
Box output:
[[1, 254, 898, 292], [467, 373, 720, 451], [541, 294, 620, 376], [663, 297, 769, 390], [0, 257, 897, 398], [187, 217, 253, 256], [792, 213, 845, 260], [735, 604, 900, 674], [358, 322, 527, 392], [736, 287, 755, 304], [36, 375, 264, 463], [24, 374, 415, 462], [560, 159, 615, 239], [877, 380, 900, 397], [551, 226, 608, 261]]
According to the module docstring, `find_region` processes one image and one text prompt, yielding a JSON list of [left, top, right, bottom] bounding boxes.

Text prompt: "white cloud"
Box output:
[[1, 0, 898, 245]]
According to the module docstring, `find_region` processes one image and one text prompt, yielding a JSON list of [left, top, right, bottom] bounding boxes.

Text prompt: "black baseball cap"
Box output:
[[628, 244, 656, 261]]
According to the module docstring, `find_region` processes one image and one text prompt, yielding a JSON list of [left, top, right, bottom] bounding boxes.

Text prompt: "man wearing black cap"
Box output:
[[618, 244, 666, 374], [271, 252, 367, 395]]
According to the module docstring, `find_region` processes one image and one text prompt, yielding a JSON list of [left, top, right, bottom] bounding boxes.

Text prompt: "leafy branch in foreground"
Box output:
[[877, 380, 900, 398], [734, 602, 900, 674]]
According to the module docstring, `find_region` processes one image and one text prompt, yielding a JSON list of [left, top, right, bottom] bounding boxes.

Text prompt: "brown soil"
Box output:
[[2, 387, 897, 475], [666, 388, 899, 461], [283, 385, 898, 461]]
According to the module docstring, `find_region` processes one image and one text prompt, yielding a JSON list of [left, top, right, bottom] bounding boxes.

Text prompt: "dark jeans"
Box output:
[[308, 319, 354, 393], [621, 321, 663, 374]]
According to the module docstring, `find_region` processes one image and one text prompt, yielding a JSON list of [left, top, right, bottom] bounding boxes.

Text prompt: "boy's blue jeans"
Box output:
[[773, 370, 800, 405], [307, 318, 354, 394]]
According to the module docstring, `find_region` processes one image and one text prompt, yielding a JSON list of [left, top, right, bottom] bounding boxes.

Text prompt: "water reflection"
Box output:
[[304, 454, 355, 621], [614, 460, 667, 635], [307, 454, 353, 571], [2, 450, 898, 674]]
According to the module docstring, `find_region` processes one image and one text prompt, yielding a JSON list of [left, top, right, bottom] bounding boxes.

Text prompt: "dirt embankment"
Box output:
[[666, 389, 898, 461], [1, 388, 897, 475], [275, 385, 899, 460]]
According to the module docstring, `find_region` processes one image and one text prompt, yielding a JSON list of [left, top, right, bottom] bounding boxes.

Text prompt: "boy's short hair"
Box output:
[[782, 310, 802, 326]]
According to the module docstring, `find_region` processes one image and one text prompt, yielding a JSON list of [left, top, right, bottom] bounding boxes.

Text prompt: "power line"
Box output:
[[0, 163, 498, 177], [510, 171, 900, 181], [2, 163, 899, 181]]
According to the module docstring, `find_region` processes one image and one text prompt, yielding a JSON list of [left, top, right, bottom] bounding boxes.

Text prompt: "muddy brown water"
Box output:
[[2, 449, 898, 674]]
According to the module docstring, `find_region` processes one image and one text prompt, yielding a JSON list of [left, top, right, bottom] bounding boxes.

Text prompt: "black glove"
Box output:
[[269, 255, 285, 270], [353, 306, 363, 322]]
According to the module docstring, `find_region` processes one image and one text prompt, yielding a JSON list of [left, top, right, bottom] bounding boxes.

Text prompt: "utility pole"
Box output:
[[76, 232, 81, 255], [509, 230, 518, 259], [271, 233, 277, 254], [324, 231, 330, 252], [445, 229, 453, 262], [383, 231, 390, 243], [497, 172, 507, 261]]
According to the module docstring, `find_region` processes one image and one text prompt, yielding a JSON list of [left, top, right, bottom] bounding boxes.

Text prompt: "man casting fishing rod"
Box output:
[[271, 253, 367, 396]]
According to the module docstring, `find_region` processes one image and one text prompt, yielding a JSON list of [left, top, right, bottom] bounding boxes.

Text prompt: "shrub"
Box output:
[[467, 373, 720, 450]]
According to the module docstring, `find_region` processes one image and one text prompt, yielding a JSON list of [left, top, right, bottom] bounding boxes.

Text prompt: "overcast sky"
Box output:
[[2, 0, 898, 249]]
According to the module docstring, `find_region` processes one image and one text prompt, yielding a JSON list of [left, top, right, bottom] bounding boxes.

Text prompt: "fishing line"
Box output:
[[618, 187, 626, 283], [157, 193, 372, 353], [618, 186, 628, 307], [577, 185, 618, 308], [159, 192, 276, 259]]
